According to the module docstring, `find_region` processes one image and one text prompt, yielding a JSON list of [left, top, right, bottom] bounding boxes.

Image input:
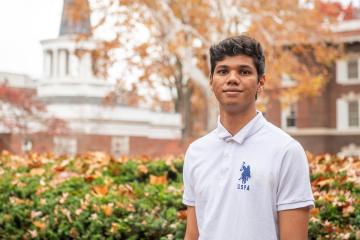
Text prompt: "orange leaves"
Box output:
[[114, 155, 129, 164], [177, 210, 187, 220], [9, 196, 32, 206], [137, 164, 149, 174], [30, 168, 46, 176], [310, 208, 320, 217], [33, 221, 46, 230], [69, 228, 79, 238], [118, 184, 134, 198], [92, 185, 109, 196], [342, 205, 355, 217], [102, 203, 114, 216], [49, 171, 79, 188], [149, 174, 168, 185], [316, 178, 334, 188]]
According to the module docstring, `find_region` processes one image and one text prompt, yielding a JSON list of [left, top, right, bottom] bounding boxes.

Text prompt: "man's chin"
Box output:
[[221, 102, 254, 113]]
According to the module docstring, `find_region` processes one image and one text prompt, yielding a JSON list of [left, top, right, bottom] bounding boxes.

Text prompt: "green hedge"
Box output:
[[0, 151, 359, 239]]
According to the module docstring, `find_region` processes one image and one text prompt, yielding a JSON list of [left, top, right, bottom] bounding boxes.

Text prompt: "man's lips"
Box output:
[[223, 89, 243, 92]]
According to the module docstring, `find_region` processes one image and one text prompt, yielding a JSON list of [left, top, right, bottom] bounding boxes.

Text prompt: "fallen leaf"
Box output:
[[102, 204, 113, 216], [177, 210, 187, 220], [30, 168, 46, 176], [93, 185, 109, 196], [149, 175, 168, 185], [310, 208, 320, 217], [30, 211, 42, 219], [69, 227, 78, 238], [138, 164, 148, 174], [33, 221, 46, 230], [342, 205, 355, 217]]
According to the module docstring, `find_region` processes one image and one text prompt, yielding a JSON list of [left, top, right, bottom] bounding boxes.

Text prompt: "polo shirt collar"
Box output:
[[216, 111, 266, 144]]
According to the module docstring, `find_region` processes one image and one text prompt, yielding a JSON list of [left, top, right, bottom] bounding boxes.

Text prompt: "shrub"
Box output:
[[0, 151, 359, 239]]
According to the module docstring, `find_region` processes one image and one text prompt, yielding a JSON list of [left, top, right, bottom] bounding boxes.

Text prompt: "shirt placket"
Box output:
[[220, 138, 234, 181]]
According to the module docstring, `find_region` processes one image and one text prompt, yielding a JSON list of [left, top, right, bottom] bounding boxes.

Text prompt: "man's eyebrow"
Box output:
[[216, 64, 253, 68]]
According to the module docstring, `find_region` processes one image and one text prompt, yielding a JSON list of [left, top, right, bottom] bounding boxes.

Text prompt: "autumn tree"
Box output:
[[84, 0, 343, 138], [0, 80, 67, 150]]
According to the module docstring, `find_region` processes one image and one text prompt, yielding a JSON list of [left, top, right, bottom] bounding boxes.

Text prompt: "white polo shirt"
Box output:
[[182, 112, 314, 240]]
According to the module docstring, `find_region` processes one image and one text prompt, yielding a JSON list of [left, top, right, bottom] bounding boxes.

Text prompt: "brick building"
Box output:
[[266, 6, 360, 156], [2, 1, 360, 157], [0, 0, 183, 157]]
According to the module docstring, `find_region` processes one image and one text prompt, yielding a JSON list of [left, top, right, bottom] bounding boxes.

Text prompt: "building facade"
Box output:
[[0, 0, 183, 157], [266, 8, 360, 156]]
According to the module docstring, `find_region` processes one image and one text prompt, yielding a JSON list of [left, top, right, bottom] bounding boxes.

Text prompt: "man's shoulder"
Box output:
[[187, 129, 218, 153], [261, 120, 300, 149]]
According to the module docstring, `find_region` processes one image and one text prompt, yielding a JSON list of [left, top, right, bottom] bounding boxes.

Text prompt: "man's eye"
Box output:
[[217, 69, 227, 75], [240, 70, 251, 75]]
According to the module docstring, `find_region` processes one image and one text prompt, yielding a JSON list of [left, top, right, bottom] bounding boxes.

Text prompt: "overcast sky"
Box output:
[[0, 0, 358, 79], [0, 0, 63, 78]]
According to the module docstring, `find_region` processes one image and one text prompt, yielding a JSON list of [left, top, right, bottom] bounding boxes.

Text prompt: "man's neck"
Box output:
[[219, 107, 257, 136]]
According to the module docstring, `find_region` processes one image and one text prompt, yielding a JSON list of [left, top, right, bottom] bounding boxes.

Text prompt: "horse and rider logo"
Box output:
[[237, 161, 251, 191]]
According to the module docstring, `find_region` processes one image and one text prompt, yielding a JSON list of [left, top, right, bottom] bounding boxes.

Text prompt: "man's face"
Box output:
[[210, 54, 265, 113]]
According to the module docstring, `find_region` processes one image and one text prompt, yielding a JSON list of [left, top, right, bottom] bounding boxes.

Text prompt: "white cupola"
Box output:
[[38, 0, 112, 100]]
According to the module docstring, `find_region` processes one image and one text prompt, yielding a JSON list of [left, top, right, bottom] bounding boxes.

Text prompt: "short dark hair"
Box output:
[[209, 35, 265, 80]]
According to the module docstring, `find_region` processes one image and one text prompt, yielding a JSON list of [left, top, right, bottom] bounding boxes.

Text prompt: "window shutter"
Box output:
[[336, 60, 347, 84], [336, 99, 348, 129]]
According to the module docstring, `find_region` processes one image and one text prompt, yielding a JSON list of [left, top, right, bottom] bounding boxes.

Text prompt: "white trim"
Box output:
[[332, 19, 360, 33], [37, 82, 113, 98], [337, 98, 348, 130], [286, 128, 360, 136], [0, 72, 35, 89]]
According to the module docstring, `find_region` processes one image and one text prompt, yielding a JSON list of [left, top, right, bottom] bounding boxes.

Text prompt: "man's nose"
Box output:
[[227, 71, 240, 85]]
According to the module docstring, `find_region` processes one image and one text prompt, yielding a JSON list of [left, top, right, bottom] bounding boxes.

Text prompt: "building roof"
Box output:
[[59, 0, 92, 36]]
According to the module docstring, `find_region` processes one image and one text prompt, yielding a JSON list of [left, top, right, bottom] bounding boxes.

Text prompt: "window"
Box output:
[[286, 105, 297, 127], [282, 104, 297, 129], [22, 139, 32, 153], [54, 137, 77, 156], [281, 73, 297, 88], [348, 100, 359, 127], [336, 58, 360, 84], [337, 94, 360, 129], [347, 60, 358, 80], [111, 136, 129, 158]]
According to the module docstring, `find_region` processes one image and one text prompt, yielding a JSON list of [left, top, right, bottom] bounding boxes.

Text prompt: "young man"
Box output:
[[182, 35, 314, 240]]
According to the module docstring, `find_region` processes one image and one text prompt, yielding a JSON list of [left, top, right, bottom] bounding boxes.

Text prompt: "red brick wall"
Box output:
[[292, 135, 329, 154], [297, 91, 331, 128], [0, 134, 11, 151], [130, 137, 186, 157], [77, 135, 111, 154], [0, 133, 185, 157], [294, 135, 360, 155], [264, 98, 281, 127]]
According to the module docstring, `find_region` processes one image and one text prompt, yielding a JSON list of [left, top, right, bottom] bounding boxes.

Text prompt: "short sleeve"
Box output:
[[277, 141, 314, 211], [182, 146, 195, 206]]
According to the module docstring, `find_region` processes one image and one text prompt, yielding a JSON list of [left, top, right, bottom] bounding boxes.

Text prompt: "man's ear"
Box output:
[[257, 75, 266, 93], [209, 75, 214, 91]]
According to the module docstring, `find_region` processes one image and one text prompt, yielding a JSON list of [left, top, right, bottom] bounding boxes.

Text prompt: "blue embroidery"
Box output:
[[237, 161, 251, 191], [239, 161, 251, 184]]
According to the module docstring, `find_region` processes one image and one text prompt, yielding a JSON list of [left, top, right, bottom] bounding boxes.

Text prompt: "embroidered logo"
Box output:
[[237, 161, 251, 191]]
